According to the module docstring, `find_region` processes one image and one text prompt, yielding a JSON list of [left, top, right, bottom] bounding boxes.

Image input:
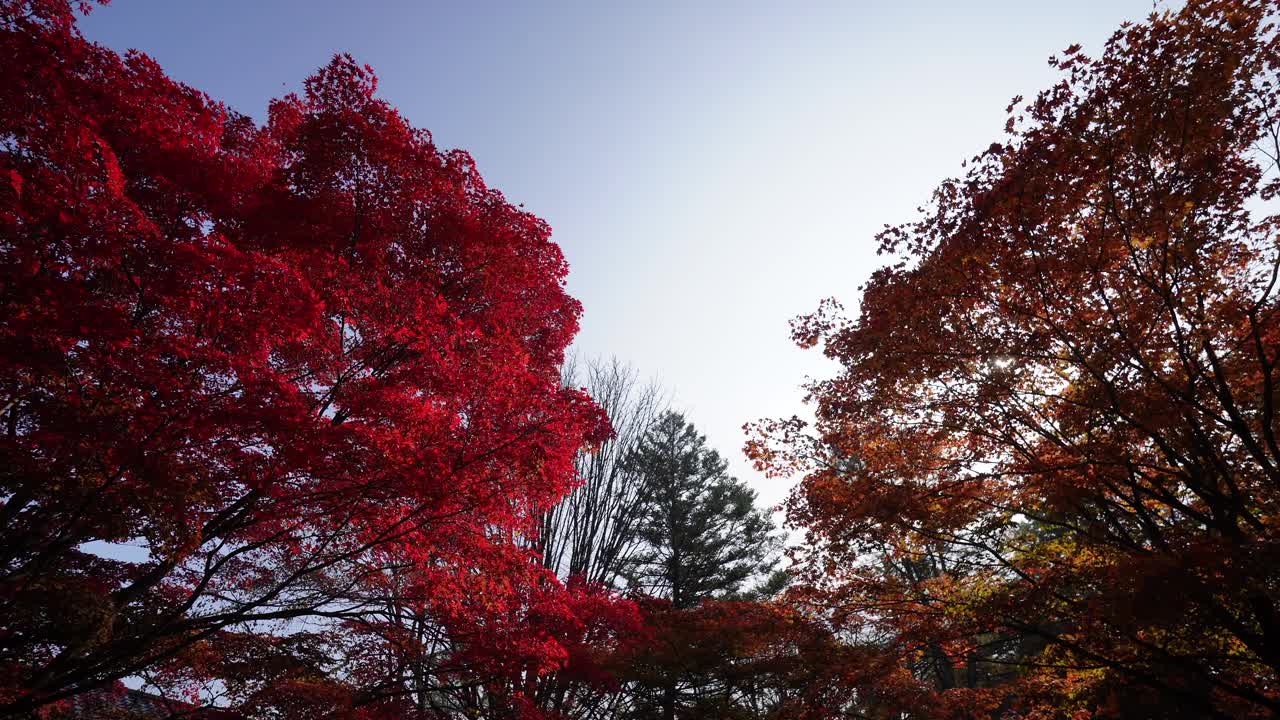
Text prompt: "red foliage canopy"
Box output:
[[753, 1, 1280, 717], [0, 0, 613, 715]]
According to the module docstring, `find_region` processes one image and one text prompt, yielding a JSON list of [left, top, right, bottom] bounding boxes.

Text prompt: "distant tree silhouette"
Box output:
[[540, 356, 667, 589]]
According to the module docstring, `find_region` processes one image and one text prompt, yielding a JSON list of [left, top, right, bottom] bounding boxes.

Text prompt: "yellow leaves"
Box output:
[[1171, 199, 1197, 229]]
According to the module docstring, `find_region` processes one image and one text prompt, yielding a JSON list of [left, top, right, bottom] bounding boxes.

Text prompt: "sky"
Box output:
[[78, 0, 1157, 514]]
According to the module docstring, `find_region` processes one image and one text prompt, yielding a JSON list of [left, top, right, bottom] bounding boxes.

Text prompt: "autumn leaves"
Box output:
[[5, 0, 1280, 718]]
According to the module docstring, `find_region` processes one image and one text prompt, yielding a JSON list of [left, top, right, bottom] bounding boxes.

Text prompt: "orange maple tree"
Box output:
[[752, 1, 1280, 717]]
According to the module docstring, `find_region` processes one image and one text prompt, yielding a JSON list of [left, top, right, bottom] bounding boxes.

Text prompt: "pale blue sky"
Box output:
[[79, 0, 1156, 512]]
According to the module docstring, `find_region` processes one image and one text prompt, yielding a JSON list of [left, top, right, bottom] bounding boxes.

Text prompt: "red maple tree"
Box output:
[[0, 1, 617, 715]]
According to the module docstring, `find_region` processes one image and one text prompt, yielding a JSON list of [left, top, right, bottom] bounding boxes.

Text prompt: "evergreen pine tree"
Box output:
[[623, 411, 781, 609]]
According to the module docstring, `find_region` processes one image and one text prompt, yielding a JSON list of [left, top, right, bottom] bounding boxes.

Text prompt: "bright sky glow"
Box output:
[[79, 0, 1156, 512]]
